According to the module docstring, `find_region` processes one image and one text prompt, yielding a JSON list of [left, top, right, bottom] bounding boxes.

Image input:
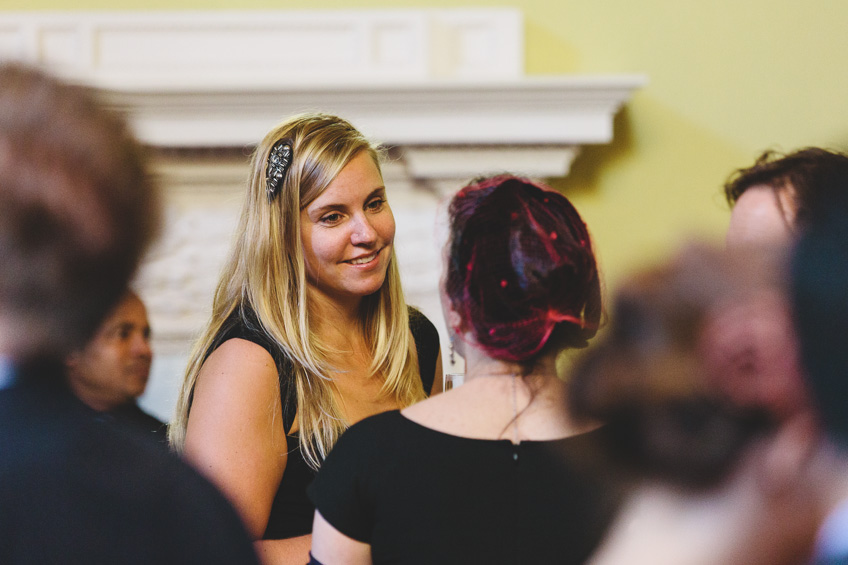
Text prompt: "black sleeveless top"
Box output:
[[208, 305, 440, 539]]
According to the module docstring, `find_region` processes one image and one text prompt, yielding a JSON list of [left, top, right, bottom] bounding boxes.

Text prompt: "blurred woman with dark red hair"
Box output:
[[308, 174, 620, 564]]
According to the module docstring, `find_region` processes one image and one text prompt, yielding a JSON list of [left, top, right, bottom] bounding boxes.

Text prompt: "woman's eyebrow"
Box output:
[[310, 202, 347, 216], [309, 187, 387, 216]]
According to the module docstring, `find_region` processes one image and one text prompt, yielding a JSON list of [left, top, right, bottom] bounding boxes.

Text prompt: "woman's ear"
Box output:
[[446, 307, 464, 336], [439, 281, 466, 337]]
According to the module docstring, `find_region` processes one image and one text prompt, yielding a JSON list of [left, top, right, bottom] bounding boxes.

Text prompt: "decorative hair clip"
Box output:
[[265, 140, 293, 202]]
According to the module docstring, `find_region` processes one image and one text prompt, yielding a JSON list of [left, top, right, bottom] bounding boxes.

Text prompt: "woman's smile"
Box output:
[[345, 249, 382, 266]]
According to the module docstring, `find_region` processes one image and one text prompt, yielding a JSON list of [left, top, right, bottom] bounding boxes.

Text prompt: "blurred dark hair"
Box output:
[[570, 246, 792, 490], [724, 148, 848, 229], [0, 63, 160, 357], [445, 174, 601, 365], [792, 210, 848, 450]]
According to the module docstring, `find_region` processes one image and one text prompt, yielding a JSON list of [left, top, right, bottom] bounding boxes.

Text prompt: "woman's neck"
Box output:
[[462, 344, 558, 382], [459, 344, 584, 440], [308, 290, 364, 350]]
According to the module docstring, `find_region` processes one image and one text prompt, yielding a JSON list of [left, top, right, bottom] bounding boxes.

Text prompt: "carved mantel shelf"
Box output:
[[103, 76, 645, 146], [103, 76, 645, 184]]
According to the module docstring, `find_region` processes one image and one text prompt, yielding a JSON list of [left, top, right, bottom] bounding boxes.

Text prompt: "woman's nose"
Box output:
[[350, 214, 378, 245], [132, 332, 153, 359]]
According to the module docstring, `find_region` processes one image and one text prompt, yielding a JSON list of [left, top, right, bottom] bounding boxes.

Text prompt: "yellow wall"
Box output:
[[6, 0, 848, 288]]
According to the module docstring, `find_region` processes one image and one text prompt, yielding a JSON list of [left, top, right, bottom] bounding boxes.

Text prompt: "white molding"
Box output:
[[0, 11, 645, 154], [100, 76, 645, 149], [401, 145, 581, 192], [0, 9, 522, 85]]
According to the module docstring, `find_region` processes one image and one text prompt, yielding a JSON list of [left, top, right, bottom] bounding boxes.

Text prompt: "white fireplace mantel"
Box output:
[[102, 77, 645, 148], [2, 10, 645, 179], [107, 76, 644, 182]]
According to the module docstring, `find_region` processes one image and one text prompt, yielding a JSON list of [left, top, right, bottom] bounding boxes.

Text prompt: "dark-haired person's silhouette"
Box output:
[[0, 63, 258, 564]]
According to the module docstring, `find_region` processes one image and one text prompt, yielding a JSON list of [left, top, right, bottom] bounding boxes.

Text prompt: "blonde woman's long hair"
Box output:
[[169, 113, 426, 469]]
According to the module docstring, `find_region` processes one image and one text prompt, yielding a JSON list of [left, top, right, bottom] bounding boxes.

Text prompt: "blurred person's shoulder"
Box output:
[[0, 368, 258, 565]]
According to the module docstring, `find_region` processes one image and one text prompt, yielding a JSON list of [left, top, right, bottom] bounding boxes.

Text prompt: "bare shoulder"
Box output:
[[193, 338, 280, 401], [401, 386, 471, 431], [188, 337, 283, 443]]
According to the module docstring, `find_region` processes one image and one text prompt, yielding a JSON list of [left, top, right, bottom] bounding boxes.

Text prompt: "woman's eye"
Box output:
[[367, 198, 385, 211], [320, 213, 342, 224]]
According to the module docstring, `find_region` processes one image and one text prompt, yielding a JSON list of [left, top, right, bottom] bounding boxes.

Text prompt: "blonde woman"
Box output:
[[170, 113, 442, 564]]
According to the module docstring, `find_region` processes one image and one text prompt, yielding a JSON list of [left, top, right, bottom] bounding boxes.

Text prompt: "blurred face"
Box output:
[[701, 290, 809, 419], [66, 292, 152, 412], [727, 185, 795, 248], [300, 151, 395, 308]]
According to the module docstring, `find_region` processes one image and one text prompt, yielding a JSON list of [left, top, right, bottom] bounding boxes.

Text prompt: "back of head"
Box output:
[[0, 63, 159, 358], [445, 174, 601, 364], [724, 148, 848, 229], [791, 210, 848, 450], [570, 245, 804, 489]]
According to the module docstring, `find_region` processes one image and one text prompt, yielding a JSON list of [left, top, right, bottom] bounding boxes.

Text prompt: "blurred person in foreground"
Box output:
[[65, 290, 166, 445], [570, 245, 821, 565], [791, 205, 848, 565], [309, 174, 620, 564], [725, 147, 848, 247], [0, 62, 258, 564]]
